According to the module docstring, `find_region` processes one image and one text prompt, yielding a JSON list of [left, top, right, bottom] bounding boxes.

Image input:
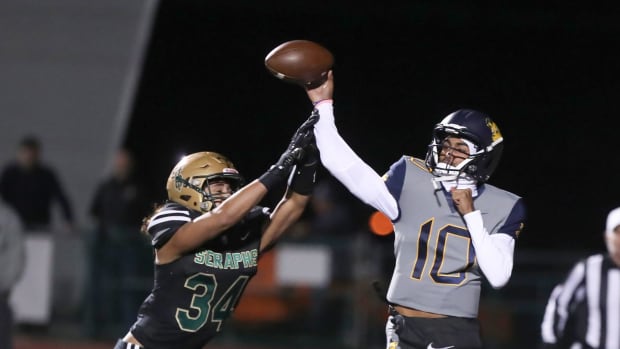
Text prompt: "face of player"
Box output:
[[438, 136, 470, 167], [606, 225, 620, 267], [207, 179, 233, 207]]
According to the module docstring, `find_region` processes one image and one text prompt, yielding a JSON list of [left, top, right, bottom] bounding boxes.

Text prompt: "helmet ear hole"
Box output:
[[180, 195, 192, 202]]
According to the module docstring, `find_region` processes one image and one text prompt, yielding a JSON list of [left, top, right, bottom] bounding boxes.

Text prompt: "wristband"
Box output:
[[258, 170, 283, 191], [312, 99, 333, 107], [289, 164, 316, 195]]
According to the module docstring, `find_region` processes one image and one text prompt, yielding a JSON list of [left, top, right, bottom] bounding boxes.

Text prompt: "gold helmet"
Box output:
[[166, 151, 244, 212]]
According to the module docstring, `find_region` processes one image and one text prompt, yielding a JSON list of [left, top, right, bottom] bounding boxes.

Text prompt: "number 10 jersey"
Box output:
[[384, 157, 524, 318]]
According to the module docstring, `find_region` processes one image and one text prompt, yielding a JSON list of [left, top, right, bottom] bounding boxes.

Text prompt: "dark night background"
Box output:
[[126, 1, 620, 252]]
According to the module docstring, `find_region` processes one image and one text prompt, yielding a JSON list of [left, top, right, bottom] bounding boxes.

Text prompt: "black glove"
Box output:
[[259, 146, 305, 191], [272, 146, 305, 178], [259, 113, 318, 191], [289, 137, 319, 195], [286, 109, 320, 151]]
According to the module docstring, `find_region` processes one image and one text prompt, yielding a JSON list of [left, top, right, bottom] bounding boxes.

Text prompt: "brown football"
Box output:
[[265, 40, 334, 89]]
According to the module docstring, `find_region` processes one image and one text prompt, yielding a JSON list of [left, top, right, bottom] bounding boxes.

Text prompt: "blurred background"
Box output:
[[1, 1, 619, 348]]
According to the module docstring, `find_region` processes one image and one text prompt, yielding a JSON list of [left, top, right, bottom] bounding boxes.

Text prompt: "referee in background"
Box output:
[[540, 207, 620, 349]]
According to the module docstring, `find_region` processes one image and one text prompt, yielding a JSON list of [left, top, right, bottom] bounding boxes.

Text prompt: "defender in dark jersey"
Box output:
[[114, 120, 318, 349], [305, 71, 526, 349]]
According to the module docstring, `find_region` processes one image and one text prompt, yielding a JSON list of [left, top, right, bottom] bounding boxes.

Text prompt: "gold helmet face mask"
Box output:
[[166, 152, 244, 213]]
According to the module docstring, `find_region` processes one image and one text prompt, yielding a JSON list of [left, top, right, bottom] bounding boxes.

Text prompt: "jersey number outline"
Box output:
[[410, 219, 475, 285], [176, 273, 249, 332]]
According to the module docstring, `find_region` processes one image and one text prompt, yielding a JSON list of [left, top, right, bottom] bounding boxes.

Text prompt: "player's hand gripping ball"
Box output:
[[265, 40, 334, 89]]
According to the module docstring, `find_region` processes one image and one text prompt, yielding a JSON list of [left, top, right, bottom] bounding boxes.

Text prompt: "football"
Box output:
[[264, 40, 334, 89]]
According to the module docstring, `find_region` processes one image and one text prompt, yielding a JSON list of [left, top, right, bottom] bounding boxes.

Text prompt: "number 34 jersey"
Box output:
[[130, 202, 269, 349], [384, 157, 525, 318]]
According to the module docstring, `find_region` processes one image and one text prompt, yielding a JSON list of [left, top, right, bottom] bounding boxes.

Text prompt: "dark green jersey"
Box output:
[[130, 202, 269, 349]]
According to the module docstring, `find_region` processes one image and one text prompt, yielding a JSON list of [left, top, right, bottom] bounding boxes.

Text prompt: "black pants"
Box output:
[[114, 339, 143, 349], [386, 307, 483, 349]]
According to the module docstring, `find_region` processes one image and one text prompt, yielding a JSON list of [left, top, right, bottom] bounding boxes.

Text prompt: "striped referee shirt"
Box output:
[[541, 253, 620, 349]]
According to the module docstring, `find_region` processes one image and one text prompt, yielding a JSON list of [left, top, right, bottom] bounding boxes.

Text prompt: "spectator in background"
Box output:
[[0, 198, 26, 349], [84, 148, 151, 339], [0, 135, 74, 232], [0, 135, 74, 334], [540, 207, 620, 349]]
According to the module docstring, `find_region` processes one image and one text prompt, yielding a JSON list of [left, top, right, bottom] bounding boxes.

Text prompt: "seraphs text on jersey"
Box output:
[[193, 249, 258, 269]]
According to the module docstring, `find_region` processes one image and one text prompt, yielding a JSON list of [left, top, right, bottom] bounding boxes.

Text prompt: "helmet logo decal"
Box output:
[[486, 118, 502, 142], [167, 152, 242, 213], [173, 168, 184, 191]]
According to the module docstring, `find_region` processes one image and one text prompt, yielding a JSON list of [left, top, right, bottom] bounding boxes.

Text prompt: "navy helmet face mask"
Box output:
[[424, 109, 504, 183]]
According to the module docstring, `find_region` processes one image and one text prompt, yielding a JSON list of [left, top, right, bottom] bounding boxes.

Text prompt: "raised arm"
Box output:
[[306, 71, 399, 220], [158, 135, 310, 263], [260, 133, 318, 252]]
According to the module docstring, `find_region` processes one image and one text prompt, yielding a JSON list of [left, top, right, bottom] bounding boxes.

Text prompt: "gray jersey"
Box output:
[[384, 156, 525, 318]]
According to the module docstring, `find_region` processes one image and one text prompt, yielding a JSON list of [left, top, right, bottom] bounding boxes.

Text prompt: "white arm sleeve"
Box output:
[[463, 210, 515, 289], [313, 101, 399, 220]]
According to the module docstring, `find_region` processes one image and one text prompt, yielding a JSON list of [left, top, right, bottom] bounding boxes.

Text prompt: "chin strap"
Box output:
[[431, 174, 479, 197]]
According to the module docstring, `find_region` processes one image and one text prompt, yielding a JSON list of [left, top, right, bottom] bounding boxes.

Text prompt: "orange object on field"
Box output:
[[369, 210, 393, 236]]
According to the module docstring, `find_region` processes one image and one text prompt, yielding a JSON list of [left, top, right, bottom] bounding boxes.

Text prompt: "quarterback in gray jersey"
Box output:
[[305, 71, 526, 349]]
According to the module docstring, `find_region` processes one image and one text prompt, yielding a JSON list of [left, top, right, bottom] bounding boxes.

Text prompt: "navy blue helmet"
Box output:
[[424, 109, 504, 183]]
